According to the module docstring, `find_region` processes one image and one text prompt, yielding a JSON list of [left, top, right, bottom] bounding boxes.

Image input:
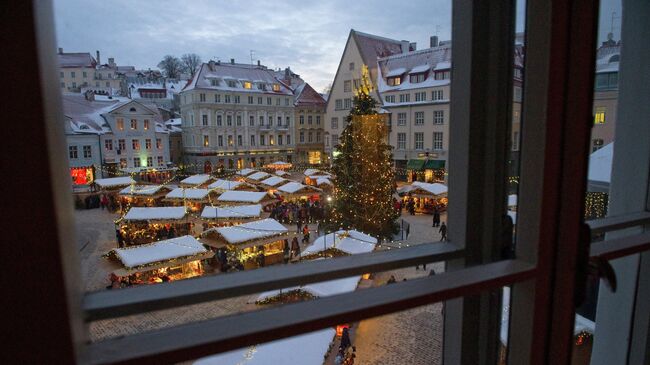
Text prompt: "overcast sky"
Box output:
[[54, 0, 621, 92]]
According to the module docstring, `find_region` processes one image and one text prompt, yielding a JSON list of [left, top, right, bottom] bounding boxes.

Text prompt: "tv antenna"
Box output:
[[250, 50, 256, 66]]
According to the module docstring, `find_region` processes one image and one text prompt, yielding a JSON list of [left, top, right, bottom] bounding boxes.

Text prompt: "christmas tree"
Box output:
[[330, 65, 399, 239]]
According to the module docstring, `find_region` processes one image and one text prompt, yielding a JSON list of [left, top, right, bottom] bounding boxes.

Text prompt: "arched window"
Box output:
[[609, 54, 620, 63]]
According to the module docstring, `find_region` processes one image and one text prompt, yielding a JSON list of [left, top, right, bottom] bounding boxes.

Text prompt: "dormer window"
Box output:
[[243, 81, 252, 89], [129, 107, 136, 112], [434, 70, 450, 80], [210, 79, 220, 86], [387, 77, 402, 86], [409, 73, 426, 83], [227, 80, 236, 88], [272, 83, 281, 92], [257, 83, 266, 90]]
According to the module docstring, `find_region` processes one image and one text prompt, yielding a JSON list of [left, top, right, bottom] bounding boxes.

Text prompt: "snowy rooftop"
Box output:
[[352, 30, 405, 66], [237, 168, 256, 176], [277, 182, 320, 194], [119, 185, 167, 196], [201, 204, 262, 219], [247, 171, 271, 181], [316, 177, 333, 186], [386, 67, 407, 77], [111, 235, 207, 269], [208, 179, 244, 190], [508, 194, 518, 207], [62, 94, 121, 135], [588, 142, 613, 183], [275, 170, 290, 177], [193, 328, 336, 365], [266, 160, 290, 166], [94, 176, 135, 188], [302, 230, 377, 257], [260, 176, 287, 187], [294, 83, 327, 107], [123, 207, 187, 221], [180, 174, 212, 186], [257, 275, 361, 302], [214, 218, 288, 244], [166, 188, 212, 200], [303, 168, 322, 176], [377, 45, 452, 93], [184, 62, 294, 95], [58, 52, 96, 68], [217, 190, 270, 203], [411, 181, 448, 195]]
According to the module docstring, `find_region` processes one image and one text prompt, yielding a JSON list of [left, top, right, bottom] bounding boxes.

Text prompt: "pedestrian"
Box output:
[[256, 246, 265, 268], [340, 327, 352, 351], [439, 222, 447, 241], [290, 236, 301, 260], [296, 219, 302, 234], [429, 269, 436, 276], [433, 208, 441, 227], [302, 225, 310, 244], [283, 239, 290, 264], [387, 275, 397, 284], [116, 229, 124, 248]]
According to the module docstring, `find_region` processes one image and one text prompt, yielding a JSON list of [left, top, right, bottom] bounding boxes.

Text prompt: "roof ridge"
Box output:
[[353, 29, 403, 44], [378, 45, 451, 61]]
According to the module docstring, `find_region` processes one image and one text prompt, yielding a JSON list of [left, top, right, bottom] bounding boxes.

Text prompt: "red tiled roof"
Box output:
[[295, 83, 326, 107], [352, 30, 404, 67]]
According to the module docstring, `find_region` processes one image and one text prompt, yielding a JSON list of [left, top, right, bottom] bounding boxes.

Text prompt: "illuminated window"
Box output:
[[243, 81, 252, 89], [308, 151, 322, 164], [270, 135, 275, 145], [272, 84, 280, 92], [156, 138, 162, 149], [144, 119, 150, 130], [592, 138, 604, 152], [132, 139, 140, 150], [104, 139, 113, 150], [203, 135, 209, 147], [387, 76, 401, 86], [228, 135, 233, 146], [145, 139, 152, 149], [130, 119, 137, 130], [116, 118, 124, 130], [70, 167, 93, 185], [594, 107, 606, 124]]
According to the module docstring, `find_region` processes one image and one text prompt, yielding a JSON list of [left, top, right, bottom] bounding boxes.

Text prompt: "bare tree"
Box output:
[[181, 53, 202, 78], [157, 55, 182, 79]]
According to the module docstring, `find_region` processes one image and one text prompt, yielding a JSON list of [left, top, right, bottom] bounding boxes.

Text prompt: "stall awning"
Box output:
[[423, 159, 446, 169], [406, 159, 426, 171]]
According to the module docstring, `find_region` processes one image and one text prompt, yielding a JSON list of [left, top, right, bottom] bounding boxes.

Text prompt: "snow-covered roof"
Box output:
[[588, 142, 613, 183], [247, 171, 271, 181], [316, 177, 333, 186], [507, 211, 517, 225], [277, 182, 321, 194], [411, 181, 448, 195], [434, 61, 451, 70], [94, 176, 135, 188], [184, 62, 295, 95], [410, 64, 431, 73], [123, 207, 187, 221], [237, 168, 256, 176], [217, 190, 270, 203], [214, 218, 288, 244], [508, 194, 518, 207], [260, 176, 287, 187], [386, 67, 407, 77], [193, 328, 336, 365], [180, 174, 212, 186], [302, 230, 377, 257], [208, 179, 244, 190], [303, 168, 321, 176], [266, 160, 290, 166], [377, 45, 452, 94], [111, 235, 207, 269], [119, 185, 167, 196], [201, 204, 262, 219], [257, 276, 361, 302], [58, 52, 96, 68], [166, 188, 211, 200], [352, 30, 405, 66], [275, 170, 290, 177], [62, 94, 121, 135]]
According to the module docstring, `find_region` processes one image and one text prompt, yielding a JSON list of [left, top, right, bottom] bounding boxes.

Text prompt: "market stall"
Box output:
[[120, 166, 177, 184], [255, 275, 362, 305], [93, 176, 136, 191], [104, 235, 213, 284], [259, 176, 289, 190], [119, 206, 190, 245], [275, 181, 322, 202], [200, 218, 295, 269], [245, 171, 271, 184], [399, 181, 448, 214], [275, 170, 290, 177], [179, 174, 213, 188], [216, 190, 277, 207], [264, 160, 292, 170], [314, 176, 333, 193], [235, 168, 257, 178], [207, 179, 258, 193], [118, 184, 171, 207], [300, 230, 377, 260], [164, 188, 217, 211], [200, 204, 262, 226]]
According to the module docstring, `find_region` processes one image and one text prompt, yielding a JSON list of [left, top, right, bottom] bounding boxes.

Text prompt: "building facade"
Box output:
[[58, 49, 131, 96], [294, 83, 327, 166], [591, 36, 620, 152], [324, 30, 410, 162], [180, 60, 312, 172]]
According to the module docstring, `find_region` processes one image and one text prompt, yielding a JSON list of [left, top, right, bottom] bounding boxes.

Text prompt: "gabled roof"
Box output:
[[377, 45, 452, 93], [61, 94, 120, 135], [183, 62, 295, 95], [294, 83, 326, 107], [58, 52, 96, 68], [352, 29, 405, 67]]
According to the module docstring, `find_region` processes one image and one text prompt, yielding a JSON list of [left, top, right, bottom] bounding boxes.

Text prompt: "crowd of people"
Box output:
[[268, 200, 326, 224]]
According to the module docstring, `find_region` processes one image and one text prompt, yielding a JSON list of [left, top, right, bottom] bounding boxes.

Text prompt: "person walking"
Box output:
[[290, 236, 301, 260], [302, 224, 310, 244], [387, 275, 397, 284], [296, 219, 302, 234], [439, 222, 447, 241], [432, 208, 440, 227], [283, 239, 290, 264], [340, 327, 352, 351]]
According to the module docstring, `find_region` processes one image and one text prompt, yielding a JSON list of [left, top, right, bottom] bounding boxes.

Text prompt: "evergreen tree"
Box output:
[[330, 65, 399, 239]]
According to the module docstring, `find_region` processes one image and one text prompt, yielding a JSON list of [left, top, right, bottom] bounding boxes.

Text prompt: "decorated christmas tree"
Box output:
[[330, 65, 399, 239]]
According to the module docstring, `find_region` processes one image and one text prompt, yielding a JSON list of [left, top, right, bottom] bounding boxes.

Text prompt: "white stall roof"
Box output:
[[303, 168, 321, 176], [257, 275, 361, 302], [166, 188, 211, 200], [260, 176, 287, 187], [302, 230, 377, 256], [237, 168, 256, 176], [119, 185, 166, 196], [208, 179, 243, 190], [508, 194, 518, 207], [111, 235, 207, 268], [217, 190, 269, 203], [201, 204, 262, 219], [316, 177, 333, 186], [277, 182, 320, 194], [412, 181, 448, 195], [248, 171, 271, 181], [275, 170, 290, 177], [215, 218, 287, 244], [180, 174, 212, 185], [194, 328, 336, 365], [588, 142, 613, 183], [123, 207, 186, 221], [94, 176, 135, 187]]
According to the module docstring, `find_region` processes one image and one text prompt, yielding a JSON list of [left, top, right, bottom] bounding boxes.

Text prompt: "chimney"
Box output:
[[96, 50, 101, 64], [108, 57, 115, 68], [409, 42, 417, 51], [230, 58, 235, 64], [58, 47, 63, 54], [430, 36, 439, 48], [284, 67, 291, 86], [257, 60, 261, 66], [216, 59, 221, 65], [208, 60, 215, 70], [401, 40, 410, 54]]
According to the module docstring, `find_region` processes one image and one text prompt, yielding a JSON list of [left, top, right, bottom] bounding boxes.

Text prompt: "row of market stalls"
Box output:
[[397, 181, 449, 214]]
